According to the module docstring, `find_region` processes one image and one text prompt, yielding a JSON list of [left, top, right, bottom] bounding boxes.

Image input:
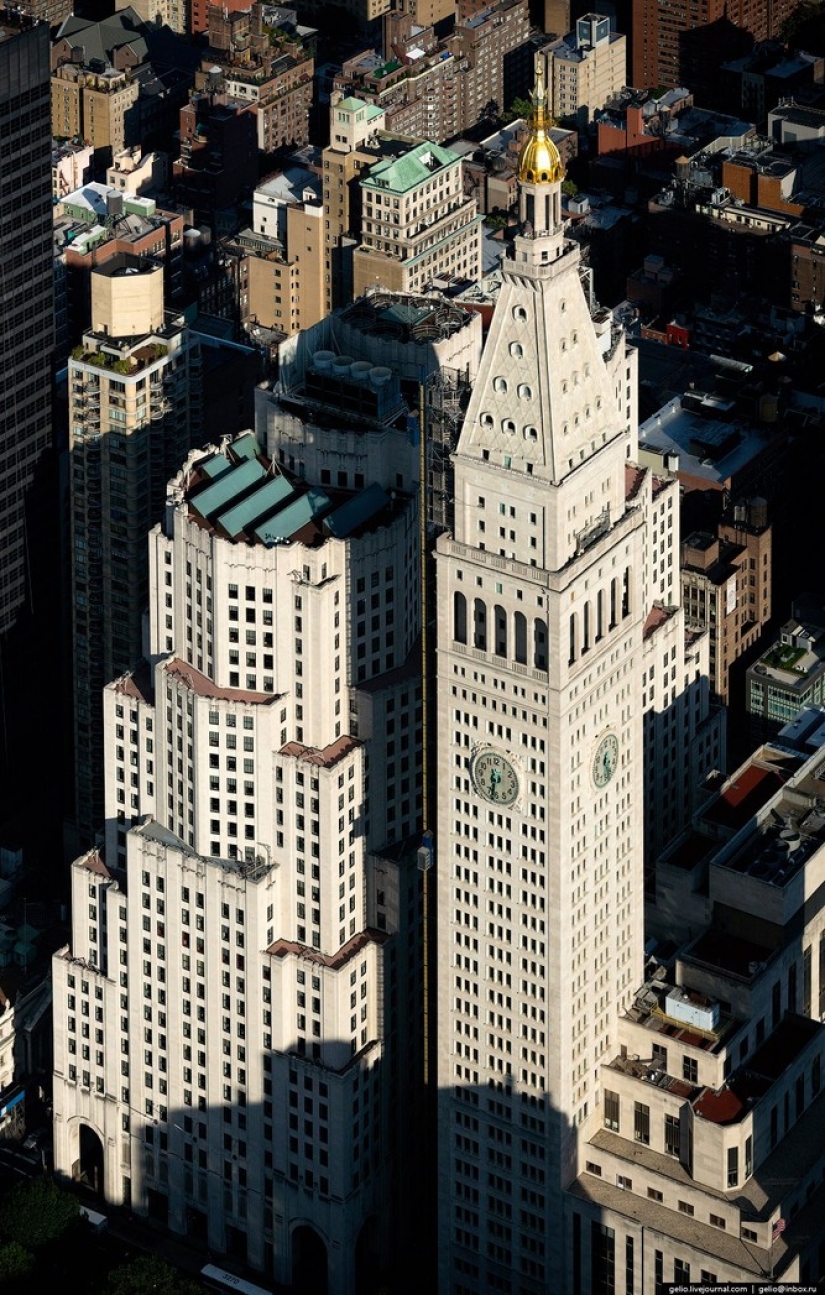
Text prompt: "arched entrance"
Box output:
[[355, 1215, 381, 1295], [292, 1224, 327, 1295], [77, 1123, 104, 1194]]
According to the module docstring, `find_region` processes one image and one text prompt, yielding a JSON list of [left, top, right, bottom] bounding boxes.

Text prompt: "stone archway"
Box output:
[[355, 1215, 381, 1295], [77, 1122, 104, 1194], [292, 1224, 328, 1295]]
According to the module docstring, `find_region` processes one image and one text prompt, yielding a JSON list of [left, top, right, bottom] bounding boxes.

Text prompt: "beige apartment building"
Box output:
[[234, 201, 325, 336], [52, 63, 140, 153], [334, 0, 531, 143], [681, 499, 772, 704], [353, 141, 481, 297], [322, 96, 386, 313], [544, 12, 627, 126]]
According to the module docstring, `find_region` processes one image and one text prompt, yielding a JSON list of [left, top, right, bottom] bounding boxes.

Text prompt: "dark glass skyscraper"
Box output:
[[0, 12, 57, 854]]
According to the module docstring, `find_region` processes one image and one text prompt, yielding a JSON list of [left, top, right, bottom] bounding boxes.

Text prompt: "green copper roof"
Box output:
[[216, 473, 294, 539], [200, 453, 233, 480], [255, 488, 330, 544], [191, 459, 266, 519], [336, 95, 370, 112], [232, 431, 260, 461], [325, 483, 389, 538], [363, 141, 459, 194]]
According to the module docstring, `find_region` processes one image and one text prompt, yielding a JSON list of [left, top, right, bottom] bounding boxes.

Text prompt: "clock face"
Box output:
[[593, 732, 619, 788], [471, 749, 520, 806]]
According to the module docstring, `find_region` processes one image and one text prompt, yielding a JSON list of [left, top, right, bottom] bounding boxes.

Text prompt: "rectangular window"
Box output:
[[745, 1134, 753, 1179], [664, 1114, 680, 1158], [633, 1102, 649, 1146], [603, 1090, 619, 1132], [682, 1055, 698, 1084], [727, 1146, 738, 1188], [803, 944, 812, 1017]]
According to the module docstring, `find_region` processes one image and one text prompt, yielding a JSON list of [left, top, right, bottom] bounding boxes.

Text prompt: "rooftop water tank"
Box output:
[[312, 350, 334, 371], [370, 366, 392, 387]]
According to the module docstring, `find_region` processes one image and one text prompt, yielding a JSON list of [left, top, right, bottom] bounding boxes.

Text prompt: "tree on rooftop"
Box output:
[[502, 97, 532, 124]]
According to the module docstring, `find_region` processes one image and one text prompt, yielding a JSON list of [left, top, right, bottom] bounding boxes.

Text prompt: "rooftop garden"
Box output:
[[763, 643, 807, 672], [71, 341, 168, 374]]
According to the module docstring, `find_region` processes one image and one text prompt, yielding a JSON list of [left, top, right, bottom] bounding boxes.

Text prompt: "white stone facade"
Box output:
[[54, 405, 421, 1292], [435, 94, 719, 1294]]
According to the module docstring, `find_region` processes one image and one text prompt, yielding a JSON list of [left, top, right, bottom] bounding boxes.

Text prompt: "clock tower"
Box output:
[[435, 55, 649, 1293]]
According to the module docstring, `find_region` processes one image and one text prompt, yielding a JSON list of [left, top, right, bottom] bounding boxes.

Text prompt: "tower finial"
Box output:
[[531, 52, 548, 131], [517, 52, 564, 186]]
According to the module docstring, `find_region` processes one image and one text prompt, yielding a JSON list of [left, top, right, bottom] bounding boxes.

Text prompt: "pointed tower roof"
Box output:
[[518, 54, 564, 186]]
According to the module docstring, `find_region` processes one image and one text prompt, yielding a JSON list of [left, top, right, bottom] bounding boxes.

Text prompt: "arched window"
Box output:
[[582, 602, 591, 653], [517, 384, 533, 400], [513, 306, 528, 323], [493, 376, 508, 393], [494, 605, 507, 657], [481, 412, 494, 426], [596, 589, 604, 641], [514, 612, 527, 664], [622, 567, 631, 618], [502, 419, 516, 435], [568, 612, 577, 665], [474, 598, 487, 650], [454, 590, 467, 644], [510, 342, 524, 359], [534, 618, 548, 671], [610, 578, 618, 629], [524, 426, 538, 441]]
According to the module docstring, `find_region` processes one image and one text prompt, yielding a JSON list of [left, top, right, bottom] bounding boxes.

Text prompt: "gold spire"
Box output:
[[517, 53, 564, 186]]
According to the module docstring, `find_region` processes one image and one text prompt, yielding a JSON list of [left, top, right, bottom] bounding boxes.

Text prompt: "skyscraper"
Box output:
[[0, 10, 56, 849], [53, 338, 428, 1289], [0, 11, 52, 632], [435, 60, 718, 1292], [69, 256, 200, 846]]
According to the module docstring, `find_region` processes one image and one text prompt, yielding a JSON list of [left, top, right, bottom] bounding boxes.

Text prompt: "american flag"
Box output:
[[772, 1218, 787, 1241]]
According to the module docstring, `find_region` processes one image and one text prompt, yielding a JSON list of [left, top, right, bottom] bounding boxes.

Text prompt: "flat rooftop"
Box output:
[[340, 291, 475, 344], [700, 759, 792, 833], [660, 829, 719, 872], [717, 750, 825, 888], [694, 1015, 821, 1126], [684, 927, 777, 980], [639, 395, 773, 488], [621, 979, 737, 1054]]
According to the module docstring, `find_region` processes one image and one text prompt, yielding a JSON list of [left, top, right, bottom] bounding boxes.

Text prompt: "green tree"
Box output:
[[562, 179, 579, 197], [502, 96, 533, 124], [0, 1240, 34, 1283], [105, 1255, 202, 1295], [0, 1179, 79, 1251]]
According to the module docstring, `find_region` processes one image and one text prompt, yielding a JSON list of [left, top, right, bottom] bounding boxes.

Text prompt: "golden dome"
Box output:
[[517, 56, 565, 185]]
